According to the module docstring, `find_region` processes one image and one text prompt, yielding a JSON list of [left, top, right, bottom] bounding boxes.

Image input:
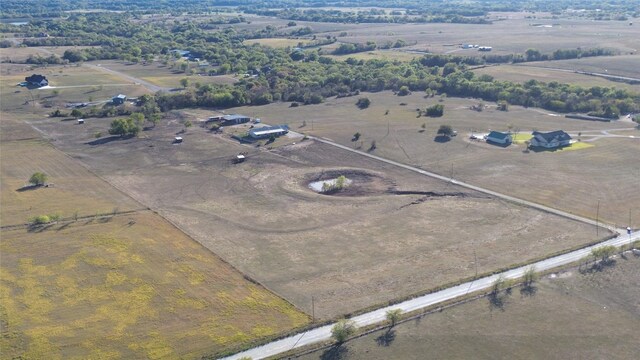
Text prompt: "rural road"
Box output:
[[223, 231, 639, 360], [83, 63, 170, 93], [222, 135, 636, 359], [309, 136, 618, 232]]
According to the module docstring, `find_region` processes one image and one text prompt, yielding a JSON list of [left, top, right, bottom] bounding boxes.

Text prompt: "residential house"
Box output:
[[222, 114, 251, 125], [530, 130, 572, 148], [25, 74, 48, 87]]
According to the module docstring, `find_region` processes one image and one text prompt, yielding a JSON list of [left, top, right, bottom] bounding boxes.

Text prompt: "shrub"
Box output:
[[356, 97, 371, 109], [437, 124, 454, 137], [331, 319, 356, 343], [29, 172, 47, 186], [30, 215, 51, 225], [425, 104, 444, 117]]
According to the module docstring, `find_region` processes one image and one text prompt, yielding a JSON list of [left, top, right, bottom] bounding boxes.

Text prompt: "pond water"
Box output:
[[308, 177, 353, 193]]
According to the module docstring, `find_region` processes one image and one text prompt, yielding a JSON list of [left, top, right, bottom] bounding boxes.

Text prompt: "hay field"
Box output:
[[227, 92, 640, 226], [300, 256, 640, 360], [30, 113, 603, 320], [0, 213, 308, 359]]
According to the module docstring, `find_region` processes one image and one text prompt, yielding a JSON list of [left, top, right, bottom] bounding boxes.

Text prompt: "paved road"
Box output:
[[308, 135, 617, 232], [223, 230, 638, 360], [83, 63, 170, 93]]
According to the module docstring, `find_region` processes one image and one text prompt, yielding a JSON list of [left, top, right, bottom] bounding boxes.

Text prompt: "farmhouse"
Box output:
[[530, 130, 572, 148], [25, 74, 48, 87], [486, 131, 512, 145], [249, 125, 289, 139], [170, 49, 190, 57], [222, 114, 251, 125], [112, 94, 127, 105]]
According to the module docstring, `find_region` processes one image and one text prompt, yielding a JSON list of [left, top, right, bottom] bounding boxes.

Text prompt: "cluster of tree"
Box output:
[[425, 104, 444, 117], [108, 113, 145, 137], [332, 41, 377, 55]]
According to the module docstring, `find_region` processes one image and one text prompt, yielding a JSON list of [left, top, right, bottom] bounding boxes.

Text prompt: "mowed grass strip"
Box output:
[[0, 213, 309, 359]]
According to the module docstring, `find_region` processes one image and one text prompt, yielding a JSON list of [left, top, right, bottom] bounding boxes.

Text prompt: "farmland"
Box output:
[[299, 256, 640, 360], [314, 16, 640, 56], [0, 114, 309, 358], [1, 2, 639, 358], [226, 92, 640, 226], [472, 64, 640, 92], [28, 110, 605, 319]]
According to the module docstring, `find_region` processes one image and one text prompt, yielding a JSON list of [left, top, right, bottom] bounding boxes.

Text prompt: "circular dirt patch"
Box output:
[[304, 169, 393, 196]]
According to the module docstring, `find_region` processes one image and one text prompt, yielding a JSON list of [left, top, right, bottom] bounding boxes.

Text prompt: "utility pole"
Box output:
[[596, 200, 600, 237], [311, 296, 315, 323]]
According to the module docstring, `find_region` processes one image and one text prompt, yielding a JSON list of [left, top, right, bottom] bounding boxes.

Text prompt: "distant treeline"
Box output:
[[3, 12, 637, 120], [420, 47, 615, 66], [2, 0, 639, 18]]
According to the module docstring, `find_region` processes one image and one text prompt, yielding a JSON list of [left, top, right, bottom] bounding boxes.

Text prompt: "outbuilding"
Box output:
[[222, 114, 251, 125], [112, 94, 127, 105], [248, 125, 289, 139], [486, 131, 512, 145], [77, 119, 85, 124]]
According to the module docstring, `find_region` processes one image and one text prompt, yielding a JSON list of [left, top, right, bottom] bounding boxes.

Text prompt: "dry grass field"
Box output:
[[472, 64, 640, 92], [28, 112, 604, 320], [325, 49, 421, 62], [244, 38, 312, 48], [227, 92, 640, 227], [0, 65, 148, 114], [0, 118, 309, 359], [317, 16, 640, 56], [94, 60, 238, 88], [519, 54, 640, 79], [299, 256, 640, 360]]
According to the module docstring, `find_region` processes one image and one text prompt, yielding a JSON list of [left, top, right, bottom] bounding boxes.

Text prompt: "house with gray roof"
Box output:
[[530, 130, 572, 148]]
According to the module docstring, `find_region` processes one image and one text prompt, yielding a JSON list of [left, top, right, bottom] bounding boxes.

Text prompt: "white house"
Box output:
[[530, 130, 572, 148]]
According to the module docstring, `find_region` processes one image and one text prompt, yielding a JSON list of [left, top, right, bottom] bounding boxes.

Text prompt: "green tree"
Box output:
[[109, 118, 140, 137], [397, 86, 410, 96], [437, 124, 454, 137], [356, 97, 371, 109], [29, 172, 48, 186], [426, 104, 444, 117], [352, 132, 361, 141], [385, 309, 403, 327], [331, 319, 356, 343], [522, 266, 538, 287], [180, 78, 190, 88]]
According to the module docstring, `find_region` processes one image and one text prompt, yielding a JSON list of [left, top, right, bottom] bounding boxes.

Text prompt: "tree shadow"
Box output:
[[27, 223, 54, 233], [582, 258, 617, 273], [434, 135, 451, 143], [320, 344, 349, 360], [375, 329, 396, 347], [85, 135, 125, 146], [488, 290, 510, 312], [56, 222, 72, 231], [16, 184, 42, 192], [520, 284, 538, 297]]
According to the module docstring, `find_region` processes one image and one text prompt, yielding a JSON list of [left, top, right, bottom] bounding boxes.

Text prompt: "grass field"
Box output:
[[244, 38, 312, 48], [299, 256, 640, 360], [519, 54, 640, 79], [0, 65, 148, 114], [314, 16, 640, 56], [325, 49, 421, 62], [93, 60, 238, 89], [0, 119, 309, 359], [27, 111, 605, 320], [226, 92, 640, 226], [472, 64, 640, 92]]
